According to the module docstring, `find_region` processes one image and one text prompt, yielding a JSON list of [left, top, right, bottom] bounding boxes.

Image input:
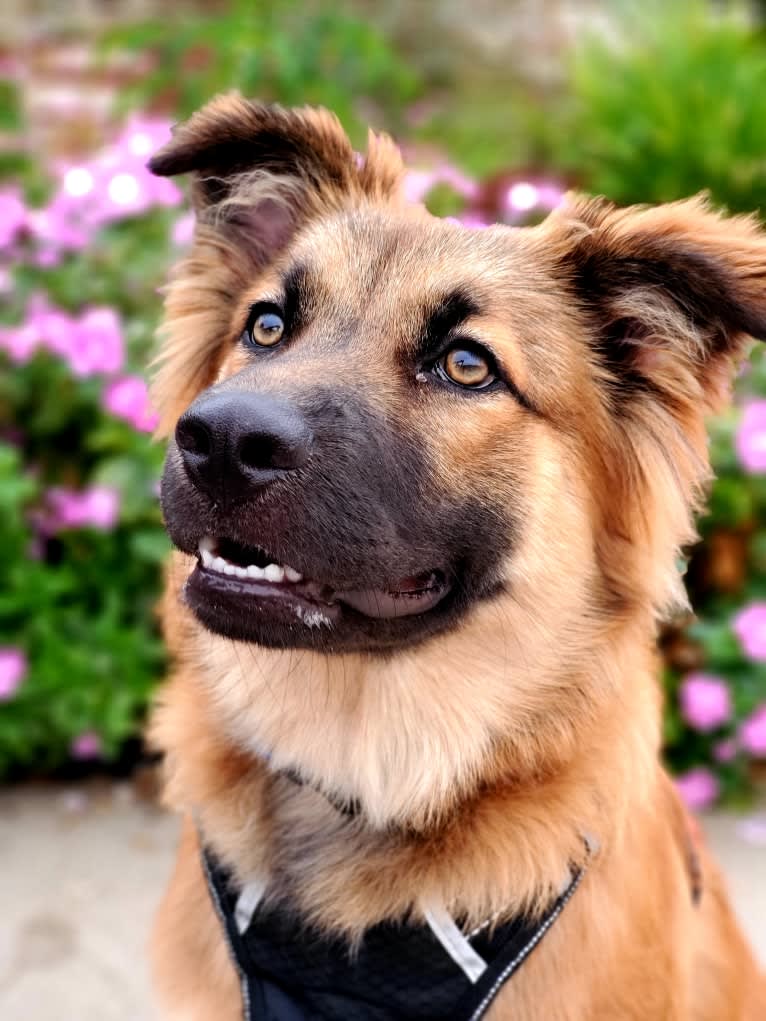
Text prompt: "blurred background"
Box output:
[[0, 1, 764, 1017]]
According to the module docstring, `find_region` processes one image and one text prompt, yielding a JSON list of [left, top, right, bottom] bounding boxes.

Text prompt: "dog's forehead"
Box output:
[[285, 209, 534, 314], [264, 209, 578, 396]]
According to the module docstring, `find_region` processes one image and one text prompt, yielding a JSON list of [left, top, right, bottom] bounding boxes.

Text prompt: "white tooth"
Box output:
[[201, 549, 214, 568], [264, 564, 285, 583], [223, 563, 237, 576], [212, 556, 227, 574], [233, 566, 248, 579], [199, 536, 216, 554], [247, 565, 265, 580], [284, 566, 302, 583]]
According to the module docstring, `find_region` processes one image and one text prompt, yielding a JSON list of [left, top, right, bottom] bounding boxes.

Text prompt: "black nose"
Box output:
[[175, 391, 312, 502]]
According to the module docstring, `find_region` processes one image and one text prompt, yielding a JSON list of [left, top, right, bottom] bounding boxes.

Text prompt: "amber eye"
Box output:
[[437, 346, 496, 389], [244, 307, 285, 348]]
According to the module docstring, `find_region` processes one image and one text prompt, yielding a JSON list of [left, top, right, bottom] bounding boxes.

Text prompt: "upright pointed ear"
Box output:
[[549, 194, 766, 415], [149, 91, 404, 263], [147, 94, 405, 432]]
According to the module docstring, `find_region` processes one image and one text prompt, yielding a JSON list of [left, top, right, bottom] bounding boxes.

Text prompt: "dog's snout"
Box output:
[[175, 391, 312, 501]]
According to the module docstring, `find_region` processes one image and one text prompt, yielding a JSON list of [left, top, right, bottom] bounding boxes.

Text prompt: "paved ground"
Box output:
[[1, 784, 764, 1021]]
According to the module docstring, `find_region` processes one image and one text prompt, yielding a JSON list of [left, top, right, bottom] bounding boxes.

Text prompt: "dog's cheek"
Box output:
[[460, 416, 599, 621], [214, 344, 252, 384], [410, 397, 533, 551]]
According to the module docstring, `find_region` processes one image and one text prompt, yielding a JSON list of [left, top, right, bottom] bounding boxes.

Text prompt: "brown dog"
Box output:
[[147, 94, 766, 1020]]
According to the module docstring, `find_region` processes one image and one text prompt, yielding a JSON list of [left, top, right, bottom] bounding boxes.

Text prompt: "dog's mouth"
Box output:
[[192, 536, 450, 623]]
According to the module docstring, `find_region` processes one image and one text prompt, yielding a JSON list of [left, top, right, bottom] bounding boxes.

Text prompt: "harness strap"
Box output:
[[460, 869, 585, 1021], [422, 902, 488, 982], [201, 843, 586, 1021]]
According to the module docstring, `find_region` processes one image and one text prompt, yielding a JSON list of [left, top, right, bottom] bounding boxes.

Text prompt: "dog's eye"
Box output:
[[243, 306, 285, 348], [435, 346, 496, 389]]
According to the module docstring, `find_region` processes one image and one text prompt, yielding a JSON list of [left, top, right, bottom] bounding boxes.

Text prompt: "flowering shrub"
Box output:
[[0, 114, 178, 775], [1, 3, 764, 806]]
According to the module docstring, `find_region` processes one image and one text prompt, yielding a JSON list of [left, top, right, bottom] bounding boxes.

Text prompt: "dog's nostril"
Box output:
[[238, 432, 283, 472], [176, 419, 212, 457]]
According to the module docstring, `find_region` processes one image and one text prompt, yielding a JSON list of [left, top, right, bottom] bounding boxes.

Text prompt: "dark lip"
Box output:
[[182, 555, 454, 649], [188, 562, 343, 623]]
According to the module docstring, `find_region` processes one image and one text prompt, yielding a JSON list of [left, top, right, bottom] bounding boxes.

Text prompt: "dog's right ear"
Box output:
[[149, 92, 404, 264]]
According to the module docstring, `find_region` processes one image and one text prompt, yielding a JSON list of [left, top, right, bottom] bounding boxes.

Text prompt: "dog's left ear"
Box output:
[[149, 92, 403, 261], [548, 194, 766, 413]]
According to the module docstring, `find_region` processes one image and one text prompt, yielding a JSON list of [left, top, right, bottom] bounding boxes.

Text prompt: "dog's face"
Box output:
[[152, 96, 766, 659], [159, 210, 596, 653]]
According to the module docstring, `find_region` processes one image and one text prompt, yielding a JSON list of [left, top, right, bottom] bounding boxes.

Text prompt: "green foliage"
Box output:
[[543, 2, 766, 212], [0, 173, 175, 777], [0, 435, 167, 774], [102, 0, 422, 142]]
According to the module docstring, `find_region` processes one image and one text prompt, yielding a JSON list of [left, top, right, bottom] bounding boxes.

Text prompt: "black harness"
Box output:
[[202, 846, 585, 1021]]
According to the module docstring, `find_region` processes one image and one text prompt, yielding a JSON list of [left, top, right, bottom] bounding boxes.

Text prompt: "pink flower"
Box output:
[[675, 767, 720, 811], [402, 164, 478, 205], [536, 183, 566, 210], [43, 488, 83, 531], [436, 164, 478, 201], [504, 180, 566, 218], [733, 602, 766, 662], [27, 193, 92, 255], [506, 181, 540, 213], [45, 485, 120, 532], [79, 486, 120, 529], [0, 188, 27, 249], [713, 738, 738, 764], [403, 169, 438, 204], [70, 731, 102, 760], [66, 307, 124, 378], [82, 118, 181, 223], [102, 375, 159, 432], [0, 647, 27, 701], [117, 115, 173, 159], [171, 210, 196, 247], [739, 705, 766, 757], [25, 295, 77, 359], [5, 297, 124, 378], [735, 401, 766, 473], [0, 323, 39, 363], [679, 673, 731, 732], [20, 115, 181, 266]]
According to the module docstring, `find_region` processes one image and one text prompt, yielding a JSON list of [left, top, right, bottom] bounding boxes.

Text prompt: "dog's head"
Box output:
[[151, 94, 766, 659]]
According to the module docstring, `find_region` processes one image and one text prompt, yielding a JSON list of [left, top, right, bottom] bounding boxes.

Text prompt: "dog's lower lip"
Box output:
[[335, 576, 447, 619], [194, 537, 449, 620]]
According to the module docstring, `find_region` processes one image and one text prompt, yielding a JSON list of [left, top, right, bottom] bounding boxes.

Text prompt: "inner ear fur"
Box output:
[[551, 194, 766, 413]]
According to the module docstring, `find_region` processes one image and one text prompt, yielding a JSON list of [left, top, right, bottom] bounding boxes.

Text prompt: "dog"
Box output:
[[146, 94, 766, 1019]]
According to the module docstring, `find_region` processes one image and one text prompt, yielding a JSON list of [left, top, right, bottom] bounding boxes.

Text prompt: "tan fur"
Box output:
[[148, 97, 766, 1019]]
